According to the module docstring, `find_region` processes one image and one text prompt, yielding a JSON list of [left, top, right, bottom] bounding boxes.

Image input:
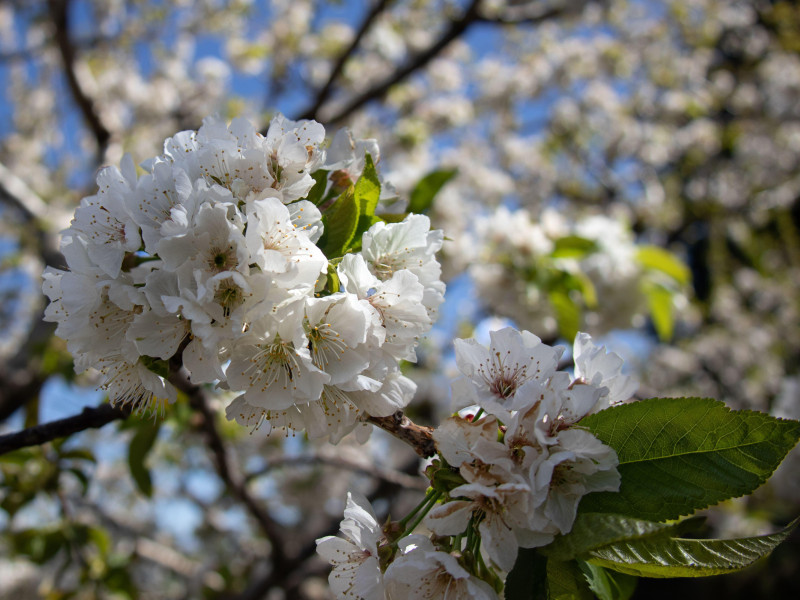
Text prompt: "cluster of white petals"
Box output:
[[317, 328, 636, 599], [466, 207, 675, 338], [317, 495, 497, 600], [43, 115, 444, 441], [429, 328, 635, 570]]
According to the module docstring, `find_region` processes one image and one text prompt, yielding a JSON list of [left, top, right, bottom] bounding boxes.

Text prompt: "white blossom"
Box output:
[[384, 536, 497, 600], [316, 492, 385, 600]]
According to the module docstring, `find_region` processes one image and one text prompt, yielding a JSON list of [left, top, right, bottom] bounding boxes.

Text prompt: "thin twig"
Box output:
[[0, 403, 128, 455], [322, 0, 484, 127], [47, 0, 111, 164], [367, 411, 436, 458], [297, 0, 394, 122], [245, 452, 427, 490], [475, 0, 595, 25], [167, 367, 291, 574], [317, 0, 598, 127]]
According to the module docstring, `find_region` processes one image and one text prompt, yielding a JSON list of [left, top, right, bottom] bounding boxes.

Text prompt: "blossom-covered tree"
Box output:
[[1, 0, 800, 598]]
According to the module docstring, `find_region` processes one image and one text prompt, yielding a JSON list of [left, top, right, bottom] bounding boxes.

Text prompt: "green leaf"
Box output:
[[379, 213, 409, 223], [505, 548, 548, 600], [306, 169, 329, 206], [127, 421, 161, 497], [408, 168, 457, 214], [548, 559, 595, 600], [579, 398, 800, 521], [139, 355, 169, 379], [66, 467, 91, 495], [350, 154, 383, 250], [551, 236, 598, 259], [320, 185, 360, 259], [88, 526, 111, 557], [355, 153, 381, 217], [643, 281, 675, 341], [636, 246, 690, 285], [577, 560, 637, 600], [541, 513, 693, 561], [59, 448, 96, 463], [549, 289, 581, 340], [587, 519, 798, 578], [11, 527, 66, 564], [325, 262, 341, 294], [571, 272, 598, 309]]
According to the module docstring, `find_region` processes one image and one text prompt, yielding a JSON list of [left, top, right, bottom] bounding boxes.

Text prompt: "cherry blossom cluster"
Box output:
[[467, 207, 660, 337], [42, 114, 445, 442], [317, 328, 637, 599]]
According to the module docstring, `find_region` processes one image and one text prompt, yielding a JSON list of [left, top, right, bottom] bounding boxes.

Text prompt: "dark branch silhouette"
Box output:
[[299, 0, 598, 127], [367, 412, 437, 458], [0, 403, 128, 455], [322, 0, 484, 127], [297, 0, 394, 122], [475, 0, 595, 25], [167, 367, 291, 571], [48, 0, 112, 164]]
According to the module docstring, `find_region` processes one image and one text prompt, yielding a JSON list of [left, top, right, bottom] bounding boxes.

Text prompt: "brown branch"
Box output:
[[297, 0, 394, 122], [245, 452, 427, 490], [47, 0, 111, 164], [315, 0, 600, 127], [0, 161, 65, 268], [0, 164, 64, 421], [0, 403, 128, 455], [322, 0, 484, 127], [166, 367, 292, 576], [367, 411, 436, 458], [475, 0, 595, 25]]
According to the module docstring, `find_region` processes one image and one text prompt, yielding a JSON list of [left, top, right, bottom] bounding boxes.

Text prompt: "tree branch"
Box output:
[[475, 0, 595, 25], [367, 411, 436, 458], [322, 0, 484, 127], [166, 367, 292, 576], [0, 403, 128, 455], [0, 161, 65, 268], [297, 0, 394, 122], [47, 0, 111, 164], [245, 452, 427, 490], [0, 162, 65, 422]]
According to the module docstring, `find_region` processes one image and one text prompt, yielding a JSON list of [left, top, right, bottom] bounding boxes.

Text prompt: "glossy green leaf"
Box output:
[[547, 559, 595, 600], [127, 421, 161, 497], [408, 168, 457, 214], [325, 262, 341, 294], [587, 519, 798, 578], [320, 185, 360, 259], [637, 246, 690, 284], [306, 169, 329, 206], [579, 398, 800, 521], [577, 560, 637, 600], [505, 548, 548, 600], [541, 513, 701, 561], [355, 153, 380, 217], [348, 154, 383, 250]]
